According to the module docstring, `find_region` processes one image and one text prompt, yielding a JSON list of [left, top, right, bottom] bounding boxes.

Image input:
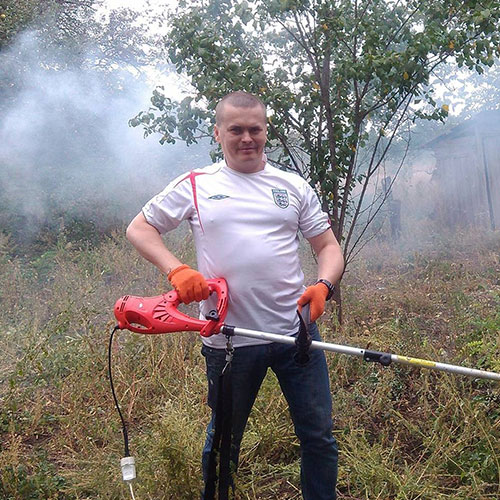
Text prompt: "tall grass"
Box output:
[[0, 228, 499, 499]]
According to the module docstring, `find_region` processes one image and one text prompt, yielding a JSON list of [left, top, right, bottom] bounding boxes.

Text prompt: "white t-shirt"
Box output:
[[142, 160, 330, 348]]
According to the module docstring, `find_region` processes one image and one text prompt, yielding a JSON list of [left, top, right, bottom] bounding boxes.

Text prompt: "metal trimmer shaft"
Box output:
[[221, 325, 500, 382]]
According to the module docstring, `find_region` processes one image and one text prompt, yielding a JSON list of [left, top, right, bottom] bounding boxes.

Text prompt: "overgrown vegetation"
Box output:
[[0, 228, 499, 499]]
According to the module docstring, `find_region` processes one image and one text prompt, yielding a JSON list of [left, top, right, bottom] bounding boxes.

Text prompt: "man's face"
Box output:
[[214, 103, 267, 173]]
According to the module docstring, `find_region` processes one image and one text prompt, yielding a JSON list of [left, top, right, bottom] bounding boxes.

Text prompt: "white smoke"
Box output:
[[0, 29, 210, 242]]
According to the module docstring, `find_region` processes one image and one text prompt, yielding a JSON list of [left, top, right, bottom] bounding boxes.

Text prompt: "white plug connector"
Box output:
[[121, 456, 136, 482]]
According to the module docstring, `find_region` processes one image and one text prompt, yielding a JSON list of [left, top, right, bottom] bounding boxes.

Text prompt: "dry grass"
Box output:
[[0, 227, 499, 499]]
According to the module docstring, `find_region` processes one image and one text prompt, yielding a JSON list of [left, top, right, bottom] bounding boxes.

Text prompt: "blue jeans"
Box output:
[[201, 324, 338, 500]]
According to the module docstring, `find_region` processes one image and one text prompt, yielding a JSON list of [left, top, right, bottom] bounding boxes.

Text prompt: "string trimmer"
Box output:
[[113, 278, 500, 381], [109, 278, 500, 498]]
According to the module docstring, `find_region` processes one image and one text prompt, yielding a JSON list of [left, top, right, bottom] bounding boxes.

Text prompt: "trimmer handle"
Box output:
[[114, 278, 228, 337]]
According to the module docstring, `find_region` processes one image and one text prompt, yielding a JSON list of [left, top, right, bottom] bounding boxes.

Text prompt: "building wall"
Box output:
[[431, 125, 500, 229]]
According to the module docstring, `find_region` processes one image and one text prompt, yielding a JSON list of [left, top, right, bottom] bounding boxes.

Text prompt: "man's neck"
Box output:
[[225, 160, 264, 174]]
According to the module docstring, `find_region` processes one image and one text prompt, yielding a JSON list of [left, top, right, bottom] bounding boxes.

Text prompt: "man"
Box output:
[[126, 91, 344, 499]]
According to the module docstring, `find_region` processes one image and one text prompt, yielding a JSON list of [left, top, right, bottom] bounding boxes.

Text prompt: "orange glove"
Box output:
[[297, 282, 329, 322], [168, 264, 210, 304]]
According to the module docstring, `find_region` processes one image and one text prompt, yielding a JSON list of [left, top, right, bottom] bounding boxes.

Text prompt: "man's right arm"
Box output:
[[126, 213, 209, 303], [126, 212, 183, 276]]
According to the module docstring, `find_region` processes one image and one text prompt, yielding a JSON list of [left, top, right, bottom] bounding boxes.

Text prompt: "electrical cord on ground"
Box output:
[[128, 482, 137, 500], [109, 325, 137, 499], [108, 326, 130, 457]]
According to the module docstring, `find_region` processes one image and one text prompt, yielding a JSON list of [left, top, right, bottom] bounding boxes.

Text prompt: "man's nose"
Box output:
[[241, 130, 252, 142]]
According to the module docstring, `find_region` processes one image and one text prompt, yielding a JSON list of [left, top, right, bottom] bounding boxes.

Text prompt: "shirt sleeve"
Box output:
[[141, 173, 194, 234], [298, 181, 331, 239]]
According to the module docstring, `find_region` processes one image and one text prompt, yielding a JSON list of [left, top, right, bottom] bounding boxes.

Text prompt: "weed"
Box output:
[[0, 229, 499, 498]]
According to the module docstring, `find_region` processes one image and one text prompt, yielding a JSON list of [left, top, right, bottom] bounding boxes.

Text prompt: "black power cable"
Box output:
[[108, 326, 130, 457]]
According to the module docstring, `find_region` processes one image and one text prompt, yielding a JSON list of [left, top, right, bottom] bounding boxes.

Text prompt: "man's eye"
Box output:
[[230, 128, 242, 134]]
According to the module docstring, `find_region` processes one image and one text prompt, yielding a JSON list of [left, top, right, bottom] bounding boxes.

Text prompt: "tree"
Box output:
[[436, 57, 500, 118], [0, 0, 160, 118], [132, 0, 500, 315], [0, 0, 96, 49]]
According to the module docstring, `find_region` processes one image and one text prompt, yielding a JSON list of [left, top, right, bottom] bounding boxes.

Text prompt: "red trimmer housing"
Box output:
[[114, 278, 228, 337]]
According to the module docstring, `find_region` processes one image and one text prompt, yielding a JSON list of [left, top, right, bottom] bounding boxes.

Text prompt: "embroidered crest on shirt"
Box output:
[[272, 188, 289, 209], [208, 194, 230, 200]]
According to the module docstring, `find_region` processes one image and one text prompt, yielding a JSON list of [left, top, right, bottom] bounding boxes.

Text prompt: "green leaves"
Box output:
[[235, 0, 253, 24], [129, 91, 211, 146], [138, 0, 500, 254]]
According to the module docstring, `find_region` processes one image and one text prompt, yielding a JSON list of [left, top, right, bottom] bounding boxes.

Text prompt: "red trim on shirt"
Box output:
[[174, 171, 206, 233]]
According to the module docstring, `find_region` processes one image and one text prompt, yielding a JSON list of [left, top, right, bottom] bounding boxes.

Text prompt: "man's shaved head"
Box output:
[[215, 91, 266, 125]]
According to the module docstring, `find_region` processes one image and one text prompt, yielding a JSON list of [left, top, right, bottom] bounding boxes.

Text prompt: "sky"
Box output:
[[103, 0, 166, 10]]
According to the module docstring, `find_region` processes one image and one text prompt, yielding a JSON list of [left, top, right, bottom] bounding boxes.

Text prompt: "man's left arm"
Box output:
[[298, 229, 344, 321], [308, 228, 344, 285]]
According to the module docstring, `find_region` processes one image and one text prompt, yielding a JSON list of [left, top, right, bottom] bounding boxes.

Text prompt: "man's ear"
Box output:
[[214, 124, 221, 144]]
